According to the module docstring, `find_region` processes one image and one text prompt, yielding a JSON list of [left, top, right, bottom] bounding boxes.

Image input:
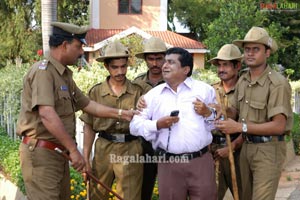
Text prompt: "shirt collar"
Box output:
[[47, 55, 72, 76], [100, 77, 133, 97], [243, 65, 271, 86]]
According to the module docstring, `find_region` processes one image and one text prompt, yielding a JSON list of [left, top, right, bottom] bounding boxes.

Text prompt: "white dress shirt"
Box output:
[[130, 77, 216, 154]]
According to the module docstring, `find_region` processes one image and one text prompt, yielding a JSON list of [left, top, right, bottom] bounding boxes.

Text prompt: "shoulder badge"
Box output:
[[38, 59, 48, 70], [134, 72, 147, 80]]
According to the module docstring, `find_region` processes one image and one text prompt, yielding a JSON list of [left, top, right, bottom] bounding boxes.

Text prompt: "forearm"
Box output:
[[83, 100, 118, 119], [83, 123, 96, 161], [231, 135, 243, 150], [39, 106, 78, 153]]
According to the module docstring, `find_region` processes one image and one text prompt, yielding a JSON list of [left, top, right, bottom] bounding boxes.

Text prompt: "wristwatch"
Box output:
[[242, 122, 248, 133]]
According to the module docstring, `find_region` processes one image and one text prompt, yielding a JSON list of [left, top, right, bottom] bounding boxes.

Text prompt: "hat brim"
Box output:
[[233, 39, 278, 53], [96, 54, 129, 62], [208, 56, 244, 66], [135, 50, 167, 59]]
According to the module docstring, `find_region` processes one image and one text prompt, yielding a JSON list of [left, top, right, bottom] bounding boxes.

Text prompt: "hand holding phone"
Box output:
[[170, 110, 179, 116]]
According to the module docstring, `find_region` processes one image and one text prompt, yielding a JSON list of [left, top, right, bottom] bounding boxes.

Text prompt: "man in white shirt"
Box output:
[[130, 47, 217, 199]]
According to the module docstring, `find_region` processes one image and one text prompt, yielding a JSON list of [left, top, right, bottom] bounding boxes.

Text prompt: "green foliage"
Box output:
[[70, 168, 87, 199], [58, 0, 89, 25], [168, 0, 220, 39], [204, 0, 267, 57], [0, 63, 30, 137], [0, 127, 24, 193], [291, 113, 300, 154], [0, 0, 42, 67]]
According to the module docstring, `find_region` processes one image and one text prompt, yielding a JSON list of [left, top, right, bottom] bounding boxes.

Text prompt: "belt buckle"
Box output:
[[113, 134, 125, 142], [262, 136, 271, 143]]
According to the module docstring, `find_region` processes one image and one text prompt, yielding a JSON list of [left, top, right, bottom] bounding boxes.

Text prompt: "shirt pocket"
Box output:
[[56, 90, 74, 116], [249, 100, 267, 123]]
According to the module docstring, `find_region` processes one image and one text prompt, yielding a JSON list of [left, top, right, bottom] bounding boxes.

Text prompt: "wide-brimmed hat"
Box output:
[[96, 41, 129, 62], [51, 22, 89, 45], [135, 37, 167, 59], [208, 44, 243, 66], [233, 26, 278, 53]]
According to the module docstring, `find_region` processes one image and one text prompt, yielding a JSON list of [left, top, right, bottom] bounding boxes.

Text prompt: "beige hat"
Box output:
[[208, 44, 243, 65], [233, 26, 278, 53], [51, 22, 89, 45], [96, 41, 129, 62], [135, 37, 167, 59]]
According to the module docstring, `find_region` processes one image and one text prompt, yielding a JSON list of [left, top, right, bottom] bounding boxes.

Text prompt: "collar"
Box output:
[[100, 77, 134, 97], [244, 65, 271, 86], [47, 55, 72, 76]]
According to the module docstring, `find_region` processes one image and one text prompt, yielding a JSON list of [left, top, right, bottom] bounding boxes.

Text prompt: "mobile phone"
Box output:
[[170, 110, 179, 116]]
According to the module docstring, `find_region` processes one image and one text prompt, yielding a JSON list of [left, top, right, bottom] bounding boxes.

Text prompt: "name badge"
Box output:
[[60, 85, 68, 91]]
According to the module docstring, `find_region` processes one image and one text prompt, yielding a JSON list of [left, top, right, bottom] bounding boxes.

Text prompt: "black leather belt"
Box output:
[[244, 135, 285, 144], [156, 146, 208, 161], [98, 131, 138, 143], [212, 134, 240, 145]]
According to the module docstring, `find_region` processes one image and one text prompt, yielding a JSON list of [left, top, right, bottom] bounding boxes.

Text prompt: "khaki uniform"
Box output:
[[211, 82, 242, 200], [17, 56, 89, 200], [133, 72, 164, 200], [231, 66, 293, 200], [134, 71, 164, 88], [80, 78, 149, 200]]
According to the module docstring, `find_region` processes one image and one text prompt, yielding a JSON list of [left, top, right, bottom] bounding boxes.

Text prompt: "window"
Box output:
[[119, 0, 142, 14]]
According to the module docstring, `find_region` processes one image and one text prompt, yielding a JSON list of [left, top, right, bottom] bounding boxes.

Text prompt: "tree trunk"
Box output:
[[41, 0, 57, 56]]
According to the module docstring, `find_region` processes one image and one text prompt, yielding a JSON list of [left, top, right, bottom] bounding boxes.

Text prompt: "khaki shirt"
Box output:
[[212, 81, 236, 136], [80, 78, 150, 134], [16, 56, 90, 144], [231, 65, 293, 132], [212, 81, 236, 108], [134, 71, 164, 88]]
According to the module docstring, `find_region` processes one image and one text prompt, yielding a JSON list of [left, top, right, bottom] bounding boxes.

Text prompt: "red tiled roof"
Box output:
[[85, 28, 206, 50]]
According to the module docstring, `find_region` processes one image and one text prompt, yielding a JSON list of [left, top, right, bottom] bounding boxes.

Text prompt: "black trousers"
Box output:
[[141, 138, 157, 200]]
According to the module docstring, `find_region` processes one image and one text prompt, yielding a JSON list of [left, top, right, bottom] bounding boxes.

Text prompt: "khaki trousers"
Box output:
[[211, 144, 242, 200], [240, 141, 286, 200], [90, 137, 143, 200], [19, 143, 70, 200]]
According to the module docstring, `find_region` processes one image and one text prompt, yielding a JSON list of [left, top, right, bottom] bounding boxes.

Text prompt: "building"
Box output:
[[84, 0, 209, 68]]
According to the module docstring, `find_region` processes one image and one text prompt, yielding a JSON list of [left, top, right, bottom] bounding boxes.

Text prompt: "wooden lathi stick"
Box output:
[[217, 90, 239, 200], [55, 148, 124, 200]]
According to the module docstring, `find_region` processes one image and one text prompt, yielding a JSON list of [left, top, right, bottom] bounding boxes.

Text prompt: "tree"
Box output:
[[0, 0, 41, 67], [168, 0, 220, 40], [41, 0, 57, 56], [0, 0, 89, 67]]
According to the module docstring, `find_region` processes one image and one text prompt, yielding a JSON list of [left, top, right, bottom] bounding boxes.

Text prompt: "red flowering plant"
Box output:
[[31, 49, 43, 63]]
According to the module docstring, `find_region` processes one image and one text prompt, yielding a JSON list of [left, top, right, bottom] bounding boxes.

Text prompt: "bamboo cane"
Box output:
[[55, 148, 124, 200], [217, 90, 239, 200], [215, 159, 220, 188]]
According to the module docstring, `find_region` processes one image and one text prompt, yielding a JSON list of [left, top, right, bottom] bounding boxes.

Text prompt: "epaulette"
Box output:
[[211, 81, 221, 87], [88, 82, 103, 96], [132, 79, 152, 93], [37, 59, 49, 70], [267, 69, 285, 86], [238, 67, 249, 77], [134, 72, 147, 80]]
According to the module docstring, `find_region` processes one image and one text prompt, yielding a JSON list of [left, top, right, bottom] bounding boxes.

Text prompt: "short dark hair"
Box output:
[[49, 35, 74, 47], [165, 47, 193, 77]]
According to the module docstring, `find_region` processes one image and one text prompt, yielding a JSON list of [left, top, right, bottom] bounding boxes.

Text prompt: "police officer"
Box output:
[[17, 22, 136, 200], [80, 40, 151, 200], [208, 44, 243, 199], [216, 27, 293, 200], [134, 37, 167, 200]]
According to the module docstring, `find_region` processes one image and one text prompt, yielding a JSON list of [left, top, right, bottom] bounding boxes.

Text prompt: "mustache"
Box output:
[[218, 72, 227, 76], [115, 74, 126, 78]]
